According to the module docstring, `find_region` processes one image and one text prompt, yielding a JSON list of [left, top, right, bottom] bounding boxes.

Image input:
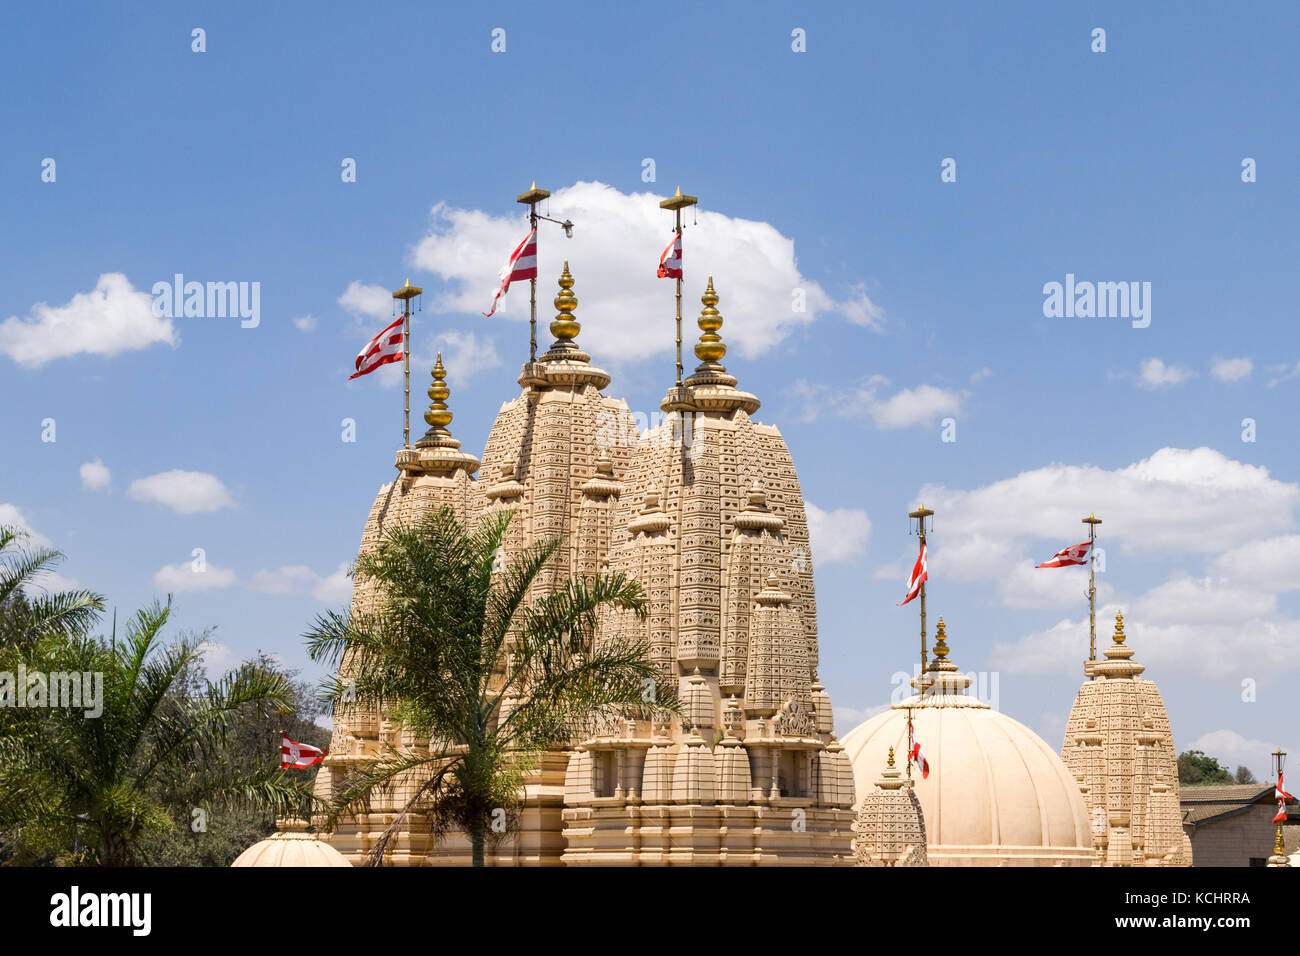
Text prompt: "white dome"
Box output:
[[232, 829, 353, 868], [842, 638, 1093, 867]]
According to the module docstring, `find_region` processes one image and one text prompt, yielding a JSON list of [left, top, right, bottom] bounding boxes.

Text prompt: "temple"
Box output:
[[311, 258, 853, 865], [264, 188, 1201, 869], [1060, 612, 1192, 865]]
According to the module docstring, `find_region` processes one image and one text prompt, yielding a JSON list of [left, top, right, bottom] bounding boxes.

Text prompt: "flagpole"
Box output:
[[905, 706, 914, 782], [909, 503, 935, 675], [392, 280, 422, 449], [659, 186, 697, 387], [1274, 749, 1288, 863], [1083, 512, 1102, 679], [517, 182, 551, 365]]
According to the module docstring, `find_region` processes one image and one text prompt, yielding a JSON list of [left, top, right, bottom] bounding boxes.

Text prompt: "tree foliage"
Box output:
[[0, 526, 323, 866], [1177, 749, 1234, 786]]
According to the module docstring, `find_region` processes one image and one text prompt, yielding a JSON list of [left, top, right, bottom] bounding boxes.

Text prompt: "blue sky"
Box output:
[[3, 2, 1299, 779]]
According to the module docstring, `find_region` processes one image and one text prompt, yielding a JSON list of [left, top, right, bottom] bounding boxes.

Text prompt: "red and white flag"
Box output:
[[909, 721, 930, 779], [1272, 772, 1293, 823], [898, 541, 928, 606], [1036, 541, 1092, 568], [349, 316, 404, 380], [657, 230, 682, 279], [483, 227, 538, 317], [281, 734, 327, 770]]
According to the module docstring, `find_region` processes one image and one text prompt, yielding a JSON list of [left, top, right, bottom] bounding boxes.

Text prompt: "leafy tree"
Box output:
[[136, 651, 330, 867], [1178, 749, 1234, 786], [307, 507, 675, 866], [0, 526, 316, 865], [0, 526, 104, 647], [1234, 765, 1258, 785]]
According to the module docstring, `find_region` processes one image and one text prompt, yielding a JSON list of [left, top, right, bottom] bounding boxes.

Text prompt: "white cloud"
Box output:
[[806, 503, 871, 565], [864, 379, 962, 429], [924, 447, 1300, 679], [1190, 729, 1280, 782], [128, 470, 235, 514], [834, 702, 891, 737], [79, 458, 111, 491], [430, 330, 500, 382], [990, 583, 1300, 680], [197, 640, 240, 677], [920, 447, 1298, 560], [248, 565, 319, 595], [292, 314, 318, 333], [313, 563, 354, 604], [0, 273, 177, 368], [1266, 361, 1300, 388], [872, 559, 905, 582], [992, 560, 1116, 611], [791, 376, 963, 430], [1137, 357, 1194, 389], [408, 181, 880, 362], [1212, 535, 1300, 592], [338, 281, 393, 323], [152, 561, 238, 593], [1210, 357, 1253, 383], [970, 366, 993, 384], [28, 569, 81, 592], [248, 562, 353, 605], [0, 504, 52, 548]]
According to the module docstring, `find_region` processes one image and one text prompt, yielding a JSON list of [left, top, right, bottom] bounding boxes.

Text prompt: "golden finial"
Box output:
[[1113, 611, 1126, 644], [424, 352, 452, 430], [933, 617, 950, 659], [694, 276, 726, 365], [887, 746, 896, 768], [550, 261, 580, 343]]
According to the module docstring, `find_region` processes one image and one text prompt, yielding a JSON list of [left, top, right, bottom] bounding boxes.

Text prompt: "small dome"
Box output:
[[842, 624, 1093, 867], [232, 827, 352, 868]]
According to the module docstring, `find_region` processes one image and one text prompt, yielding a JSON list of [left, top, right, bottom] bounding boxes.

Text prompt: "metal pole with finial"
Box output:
[[514, 182, 574, 372], [905, 707, 914, 781], [659, 186, 697, 387], [392, 279, 422, 449], [516, 182, 550, 365], [1274, 748, 1289, 862], [909, 503, 935, 673], [1083, 512, 1102, 678]]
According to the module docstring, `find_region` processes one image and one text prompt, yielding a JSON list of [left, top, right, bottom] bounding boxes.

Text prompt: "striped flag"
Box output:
[[657, 230, 682, 279], [1036, 541, 1092, 568], [483, 227, 538, 317], [349, 316, 404, 380], [1273, 772, 1293, 823], [281, 734, 327, 770], [908, 721, 930, 779], [898, 541, 927, 606]]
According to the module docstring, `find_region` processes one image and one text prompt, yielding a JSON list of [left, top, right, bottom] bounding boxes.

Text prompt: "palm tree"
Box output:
[[0, 526, 104, 646], [307, 507, 674, 866], [0, 527, 313, 865]]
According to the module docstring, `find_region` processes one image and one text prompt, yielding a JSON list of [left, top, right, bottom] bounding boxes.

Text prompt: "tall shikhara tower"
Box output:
[[316, 200, 853, 865], [561, 278, 855, 864], [1061, 612, 1192, 866]]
